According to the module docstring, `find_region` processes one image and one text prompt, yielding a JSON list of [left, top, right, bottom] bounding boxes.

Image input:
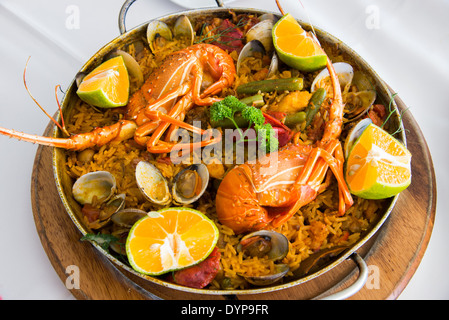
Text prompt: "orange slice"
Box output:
[[126, 207, 219, 276], [345, 122, 412, 199], [272, 13, 327, 72], [77, 56, 129, 108]]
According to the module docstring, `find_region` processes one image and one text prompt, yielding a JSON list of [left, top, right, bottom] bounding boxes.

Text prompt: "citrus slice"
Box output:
[[272, 13, 327, 72], [77, 56, 129, 108], [126, 207, 219, 276], [345, 122, 412, 199]]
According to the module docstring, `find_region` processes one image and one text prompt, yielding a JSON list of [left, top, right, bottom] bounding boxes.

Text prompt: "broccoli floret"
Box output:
[[210, 96, 246, 122], [209, 95, 279, 154], [241, 104, 265, 128]]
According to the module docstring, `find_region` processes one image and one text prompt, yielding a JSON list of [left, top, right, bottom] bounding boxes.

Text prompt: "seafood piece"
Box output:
[[311, 62, 354, 94], [267, 52, 279, 78], [173, 15, 194, 46], [246, 19, 275, 53], [135, 161, 171, 206], [109, 208, 147, 254], [172, 164, 209, 204], [237, 230, 289, 260], [216, 40, 354, 234], [344, 90, 377, 121], [237, 39, 279, 77], [0, 43, 234, 154], [236, 40, 265, 75], [81, 193, 125, 230], [243, 264, 289, 286], [311, 63, 377, 121], [146, 20, 173, 53], [111, 208, 147, 228], [236, 230, 289, 286], [343, 70, 377, 121], [72, 171, 116, 205], [258, 13, 280, 23]]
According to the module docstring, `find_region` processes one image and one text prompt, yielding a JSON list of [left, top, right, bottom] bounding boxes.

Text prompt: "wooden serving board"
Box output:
[[31, 93, 436, 300]]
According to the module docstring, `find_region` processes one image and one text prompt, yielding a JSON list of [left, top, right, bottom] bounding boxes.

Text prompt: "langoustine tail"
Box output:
[[0, 120, 137, 151]]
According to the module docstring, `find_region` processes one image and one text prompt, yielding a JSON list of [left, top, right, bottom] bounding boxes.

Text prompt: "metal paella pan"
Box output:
[[49, 0, 406, 298]]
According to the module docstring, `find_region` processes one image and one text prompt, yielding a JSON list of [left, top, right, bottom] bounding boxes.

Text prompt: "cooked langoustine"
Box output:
[[0, 43, 235, 153], [216, 49, 354, 234]]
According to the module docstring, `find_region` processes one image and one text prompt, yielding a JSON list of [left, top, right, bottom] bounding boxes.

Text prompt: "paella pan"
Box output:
[[0, 1, 411, 297]]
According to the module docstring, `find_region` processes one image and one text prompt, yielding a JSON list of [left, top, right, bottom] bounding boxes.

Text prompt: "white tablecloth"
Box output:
[[0, 0, 447, 300]]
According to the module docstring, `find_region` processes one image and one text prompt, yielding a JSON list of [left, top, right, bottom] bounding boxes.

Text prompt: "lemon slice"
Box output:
[[345, 122, 412, 199], [272, 13, 327, 72], [77, 56, 129, 108], [126, 207, 219, 276]]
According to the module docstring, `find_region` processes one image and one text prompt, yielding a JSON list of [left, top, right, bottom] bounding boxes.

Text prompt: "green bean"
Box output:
[[239, 94, 264, 107], [236, 78, 304, 95], [284, 112, 306, 128], [305, 88, 327, 127]]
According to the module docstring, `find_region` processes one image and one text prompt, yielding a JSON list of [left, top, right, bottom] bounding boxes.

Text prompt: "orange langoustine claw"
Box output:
[[0, 43, 235, 153], [215, 50, 354, 235]]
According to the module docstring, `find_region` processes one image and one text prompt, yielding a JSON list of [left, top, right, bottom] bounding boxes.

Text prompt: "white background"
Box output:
[[0, 0, 447, 300]]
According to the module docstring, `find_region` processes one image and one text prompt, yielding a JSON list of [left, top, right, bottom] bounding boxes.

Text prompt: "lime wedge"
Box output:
[[345, 121, 412, 199], [272, 13, 327, 72], [126, 207, 219, 276], [77, 56, 129, 108]]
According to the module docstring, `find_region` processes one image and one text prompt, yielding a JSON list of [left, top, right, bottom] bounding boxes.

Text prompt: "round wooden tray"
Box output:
[[31, 93, 436, 300]]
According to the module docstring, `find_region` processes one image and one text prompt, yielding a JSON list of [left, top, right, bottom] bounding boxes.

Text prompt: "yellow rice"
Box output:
[[65, 24, 384, 290]]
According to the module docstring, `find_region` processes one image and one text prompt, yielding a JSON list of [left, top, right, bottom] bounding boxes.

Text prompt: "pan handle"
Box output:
[[118, 0, 137, 35], [317, 252, 369, 300], [118, 0, 225, 35]]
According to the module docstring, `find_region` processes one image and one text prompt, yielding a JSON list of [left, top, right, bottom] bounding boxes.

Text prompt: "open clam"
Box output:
[[147, 16, 194, 53], [343, 71, 377, 121], [311, 63, 377, 121], [135, 161, 171, 206], [172, 164, 209, 204], [146, 20, 173, 53], [244, 264, 290, 286], [311, 62, 354, 93], [88, 193, 126, 230], [237, 40, 280, 77], [236, 40, 265, 75], [109, 208, 148, 255], [173, 15, 194, 46], [237, 230, 290, 286], [246, 19, 275, 53], [72, 171, 116, 205], [111, 208, 147, 229]]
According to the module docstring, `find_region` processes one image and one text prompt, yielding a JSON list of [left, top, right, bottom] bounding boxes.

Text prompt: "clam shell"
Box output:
[[237, 40, 265, 75], [246, 19, 274, 53], [135, 161, 171, 206], [172, 164, 209, 204], [311, 62, 354, 93], [237, 230, 289, 261], [173, 15, 194, 46], [242, 264, 289, 286], [146, 20, 173, 53], [72, 171, 116, 205], [111, 208, 147, 228]]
